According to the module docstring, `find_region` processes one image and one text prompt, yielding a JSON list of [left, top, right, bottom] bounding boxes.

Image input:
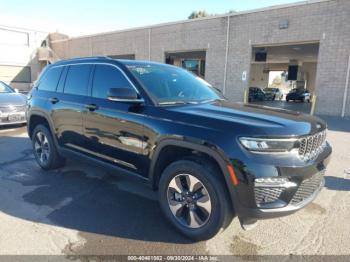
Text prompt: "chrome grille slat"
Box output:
[[290, 171, 324, 205], [298, 130, 326, 161], [254, 187, 284, 206]]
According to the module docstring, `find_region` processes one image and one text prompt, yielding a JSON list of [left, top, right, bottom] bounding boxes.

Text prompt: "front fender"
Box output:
[[148, 137, 239, 211]]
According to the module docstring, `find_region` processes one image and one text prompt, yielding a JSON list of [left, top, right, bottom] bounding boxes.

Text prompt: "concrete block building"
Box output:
[[11, 0, 350, 116], [0, 25, 49, 91]]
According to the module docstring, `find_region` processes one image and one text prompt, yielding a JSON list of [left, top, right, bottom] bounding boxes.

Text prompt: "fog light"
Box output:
[[254, 177, 297, 188]]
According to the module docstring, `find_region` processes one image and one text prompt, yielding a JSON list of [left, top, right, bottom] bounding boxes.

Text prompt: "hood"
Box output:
[[0, 93, 27, 107], [163, 100, 326, 137]]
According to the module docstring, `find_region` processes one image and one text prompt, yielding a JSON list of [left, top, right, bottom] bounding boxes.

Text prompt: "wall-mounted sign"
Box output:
[[242, 71, 247, 81]]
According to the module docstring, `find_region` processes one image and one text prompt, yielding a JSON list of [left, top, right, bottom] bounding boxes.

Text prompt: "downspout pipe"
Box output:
[[341, 54, 350, 118], [223, 15, 230, 95]]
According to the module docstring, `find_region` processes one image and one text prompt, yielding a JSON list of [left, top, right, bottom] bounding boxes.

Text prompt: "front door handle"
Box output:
[[85, 104, 98, 111], [49, 97, 59, 104]]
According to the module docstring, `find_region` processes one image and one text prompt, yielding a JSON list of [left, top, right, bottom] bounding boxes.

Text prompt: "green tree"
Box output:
[[188, 10, 209, 19]]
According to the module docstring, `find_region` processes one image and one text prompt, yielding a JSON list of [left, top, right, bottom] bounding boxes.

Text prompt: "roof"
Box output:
[[51, 56, 167, 67]]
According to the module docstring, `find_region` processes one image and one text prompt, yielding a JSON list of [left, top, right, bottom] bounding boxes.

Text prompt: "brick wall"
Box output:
[[50, 0, 350, 117]]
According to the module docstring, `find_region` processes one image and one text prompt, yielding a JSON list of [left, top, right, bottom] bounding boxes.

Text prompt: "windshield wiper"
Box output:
[[199, 98, 225, 104], [159, 99, 225, 105], [159, 101, 199, 105]]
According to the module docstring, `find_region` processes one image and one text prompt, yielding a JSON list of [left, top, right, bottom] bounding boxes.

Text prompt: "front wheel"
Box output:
[[158, 159, 233, 241], [32, 124, 65, 170]]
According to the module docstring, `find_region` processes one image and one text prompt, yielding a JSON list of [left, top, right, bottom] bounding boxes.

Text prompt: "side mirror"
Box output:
[[107, 88, 144, 103], [14, 88, 19, 93]]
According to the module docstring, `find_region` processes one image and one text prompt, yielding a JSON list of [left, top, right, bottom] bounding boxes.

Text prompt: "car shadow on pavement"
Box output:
[[324, 176, 350, 191], [0, 136, 193, 244]]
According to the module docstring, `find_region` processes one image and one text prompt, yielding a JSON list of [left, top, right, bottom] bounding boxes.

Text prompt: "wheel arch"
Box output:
[[28, 111, 56, 142], [148, 139, 237, 209]]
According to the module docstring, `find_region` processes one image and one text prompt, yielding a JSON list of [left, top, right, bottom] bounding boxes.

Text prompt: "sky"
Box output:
[[0, 0, 305, 37]]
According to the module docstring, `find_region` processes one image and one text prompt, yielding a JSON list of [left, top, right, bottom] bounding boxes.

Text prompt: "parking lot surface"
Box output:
[[0, 117, 349, 256]]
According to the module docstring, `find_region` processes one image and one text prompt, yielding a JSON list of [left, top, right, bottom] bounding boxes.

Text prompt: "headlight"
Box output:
[[239, 137, 297, 153]]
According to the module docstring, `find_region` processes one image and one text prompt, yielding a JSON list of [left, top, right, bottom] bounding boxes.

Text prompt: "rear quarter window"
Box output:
[[38, 67, 63, 92]]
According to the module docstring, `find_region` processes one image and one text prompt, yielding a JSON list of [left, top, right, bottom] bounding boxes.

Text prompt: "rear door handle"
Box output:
[[85, 104, 98, 111], [49, 97, 59, 104]]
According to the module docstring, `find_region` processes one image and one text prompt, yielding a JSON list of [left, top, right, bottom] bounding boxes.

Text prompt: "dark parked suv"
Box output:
[[27, 57, 332, 240]]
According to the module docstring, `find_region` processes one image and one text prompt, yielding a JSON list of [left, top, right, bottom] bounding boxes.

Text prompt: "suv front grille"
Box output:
[[290, 171, 324, 205], [298, 130, 326, 161], [255, 187, 284, 206]]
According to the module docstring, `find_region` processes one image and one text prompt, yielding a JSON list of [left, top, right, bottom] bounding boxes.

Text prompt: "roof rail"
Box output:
[[68, 56, 111, 61], [52, 56, 112, 65]]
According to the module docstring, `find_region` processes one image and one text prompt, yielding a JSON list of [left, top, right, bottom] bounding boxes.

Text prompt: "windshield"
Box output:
[[127, 63, 223, 104], [0, 82, 15, 93]]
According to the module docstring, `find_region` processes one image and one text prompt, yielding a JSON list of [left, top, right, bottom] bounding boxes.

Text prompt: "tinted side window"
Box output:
[[38, 67, 63, 91], [92, 64, 132, 99], [56, 66, 68, 93], [64, 64, 92, 96]]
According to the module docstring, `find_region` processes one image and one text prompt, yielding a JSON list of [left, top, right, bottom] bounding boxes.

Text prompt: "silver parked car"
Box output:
[[0, 81, 27, 126]]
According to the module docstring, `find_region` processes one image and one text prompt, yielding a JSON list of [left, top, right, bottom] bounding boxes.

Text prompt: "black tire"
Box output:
[[158, 159, 233, 241], [32, 124, 65, 170]]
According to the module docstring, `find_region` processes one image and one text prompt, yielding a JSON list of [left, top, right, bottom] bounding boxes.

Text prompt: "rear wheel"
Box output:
[[32, 124, 65, 170], [158, 159, 233, 240]]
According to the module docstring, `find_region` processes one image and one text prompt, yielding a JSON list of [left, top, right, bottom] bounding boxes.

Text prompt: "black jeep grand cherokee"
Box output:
[[27, 57, 331, 240]]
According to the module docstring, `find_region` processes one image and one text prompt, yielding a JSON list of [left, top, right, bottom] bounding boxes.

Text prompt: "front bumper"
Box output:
[[238, 171, 325, 219], [0, 120, 27, 126], [231, 144, 331, 220]]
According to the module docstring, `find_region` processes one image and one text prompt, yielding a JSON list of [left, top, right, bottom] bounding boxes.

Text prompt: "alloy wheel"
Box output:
[[34, 131, 50, 165], [167, 174, 212, 229]]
